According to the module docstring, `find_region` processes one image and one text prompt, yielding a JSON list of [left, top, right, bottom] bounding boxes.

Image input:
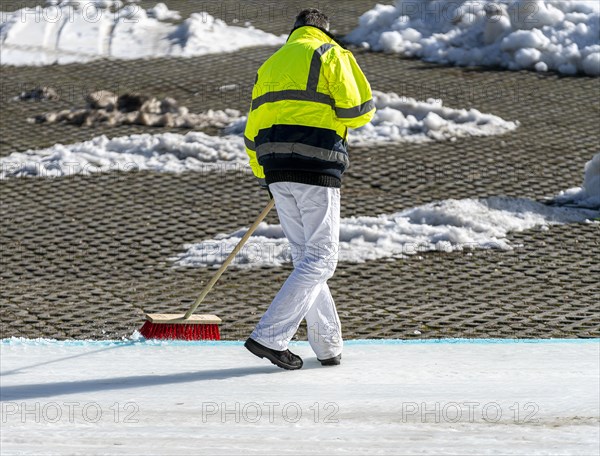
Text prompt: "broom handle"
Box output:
[[183, 198, 275, 319]]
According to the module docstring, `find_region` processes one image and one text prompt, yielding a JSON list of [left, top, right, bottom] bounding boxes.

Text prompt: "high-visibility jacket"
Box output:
[[244, 25, 375, 188]]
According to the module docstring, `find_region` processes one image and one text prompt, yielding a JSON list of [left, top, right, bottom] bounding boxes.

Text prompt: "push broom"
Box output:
[[140, 199, 275, 340]]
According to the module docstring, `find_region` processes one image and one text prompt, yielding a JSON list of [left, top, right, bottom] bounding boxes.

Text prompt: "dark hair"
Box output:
[[294, 8, 329, 31]]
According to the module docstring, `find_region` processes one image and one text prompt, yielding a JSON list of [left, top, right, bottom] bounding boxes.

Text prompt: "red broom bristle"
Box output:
[[140, 321, 221, 341]]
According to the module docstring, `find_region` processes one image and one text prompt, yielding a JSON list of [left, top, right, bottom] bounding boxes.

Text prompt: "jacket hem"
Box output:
[[266, 171, 341, 188]]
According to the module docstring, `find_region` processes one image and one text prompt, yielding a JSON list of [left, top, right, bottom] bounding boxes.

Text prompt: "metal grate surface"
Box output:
[[1, 1, 599, 340]]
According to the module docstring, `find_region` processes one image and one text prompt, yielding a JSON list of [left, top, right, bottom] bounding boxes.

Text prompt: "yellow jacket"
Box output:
[[244, 25, 375, 188]]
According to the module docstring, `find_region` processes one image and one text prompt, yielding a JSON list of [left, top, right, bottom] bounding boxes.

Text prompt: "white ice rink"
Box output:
[[1, 338, 598, 455]]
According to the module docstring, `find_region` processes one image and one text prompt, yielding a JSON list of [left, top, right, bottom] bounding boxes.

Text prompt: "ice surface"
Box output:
[[172, 196, 599, 268], [0, 2, 285, 65], [346, 0, 600, 76], [1, 339, 598, 455]]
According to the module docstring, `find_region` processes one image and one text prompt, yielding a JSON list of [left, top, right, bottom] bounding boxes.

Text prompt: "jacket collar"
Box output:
[[286, 25, 346, 49]]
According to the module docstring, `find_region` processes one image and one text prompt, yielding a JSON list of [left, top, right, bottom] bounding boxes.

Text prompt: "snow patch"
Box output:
[[346, 0, 600, 76], [146, 2, 180, 21], [553, 153, 600, 208], [0, 131, 247, 179], [172, 196, 599, 268], [352, 91, 518, 144], [0, 2, 285, 65]]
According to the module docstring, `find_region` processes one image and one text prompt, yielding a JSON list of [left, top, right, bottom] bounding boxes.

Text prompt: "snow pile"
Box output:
[[0, 132, 247, 178], [352, 91, 518, 144], [165, 12, 281, 59], [345, 0, 600, 76], [173, 196, 599, 268], [146, 2, 180, 21], [30, 90, 243, 129], [1, 339, 598, 455], [0, 1, 285, 65], [553, 153, 600, 208]]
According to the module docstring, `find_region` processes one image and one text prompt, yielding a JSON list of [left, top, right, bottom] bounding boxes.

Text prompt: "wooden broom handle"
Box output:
[[184, 198, 275, 319]]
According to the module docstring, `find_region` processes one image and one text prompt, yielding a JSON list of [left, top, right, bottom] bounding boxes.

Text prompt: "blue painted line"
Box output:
[[343, 338, 600, 346], [1, 337, 598, 348]]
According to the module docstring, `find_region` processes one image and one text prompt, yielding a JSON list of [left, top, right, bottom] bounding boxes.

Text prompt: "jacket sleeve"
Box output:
[[243, 99, 266, 187], [325, 47, 376, 129]]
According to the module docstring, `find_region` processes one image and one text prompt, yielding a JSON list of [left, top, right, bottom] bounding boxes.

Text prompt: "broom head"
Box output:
[[140, 314, 222, 340]]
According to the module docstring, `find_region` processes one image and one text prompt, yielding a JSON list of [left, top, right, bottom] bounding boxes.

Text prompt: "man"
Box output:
[[243, 9, 375, 370]]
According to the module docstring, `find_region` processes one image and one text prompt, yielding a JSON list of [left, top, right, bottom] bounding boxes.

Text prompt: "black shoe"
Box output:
[[318, 353, 342, 366], [244, 338, 303, 370]]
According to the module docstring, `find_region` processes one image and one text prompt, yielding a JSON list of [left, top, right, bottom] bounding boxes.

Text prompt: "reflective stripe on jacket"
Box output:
[[244, 25, 375, 187]]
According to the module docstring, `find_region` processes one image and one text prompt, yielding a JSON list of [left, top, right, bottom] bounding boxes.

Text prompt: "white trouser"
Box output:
[[250, 181, 343, 359]]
